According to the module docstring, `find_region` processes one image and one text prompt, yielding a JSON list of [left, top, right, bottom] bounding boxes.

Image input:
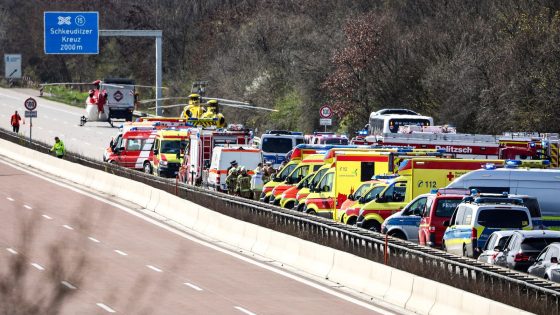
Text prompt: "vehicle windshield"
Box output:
[[160, 140, 187, 154], [310, 168, 328, 187], [354, 183, 372, 199], [521, 237, 560, 251], [362, 185, 386, 203], [262, 137, 293, 153], [288, 165, 309, 182], [477, 209, 530, 229], [323, 138, 349, 145], [389, 118, 431, 133], [277, 163, 297, 180], [522, 198, 542, 218], [435, 199, 462, 217]]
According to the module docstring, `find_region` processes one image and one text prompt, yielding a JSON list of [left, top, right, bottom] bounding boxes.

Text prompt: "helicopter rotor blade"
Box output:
[[147, 102, 278, 112]]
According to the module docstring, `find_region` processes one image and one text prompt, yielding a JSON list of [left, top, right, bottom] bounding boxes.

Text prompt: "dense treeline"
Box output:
[[2, 0, 560, 135]]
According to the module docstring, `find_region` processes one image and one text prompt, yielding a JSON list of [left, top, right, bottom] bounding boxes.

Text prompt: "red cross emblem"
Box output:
[[446, 171, 455, 181]]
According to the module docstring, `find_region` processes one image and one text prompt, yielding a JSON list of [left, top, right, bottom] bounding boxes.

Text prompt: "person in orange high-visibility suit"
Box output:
[[88, 80, 107, 113]]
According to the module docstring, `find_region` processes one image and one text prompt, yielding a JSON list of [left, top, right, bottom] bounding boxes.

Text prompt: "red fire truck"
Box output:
[[178, 127, 253, 185]]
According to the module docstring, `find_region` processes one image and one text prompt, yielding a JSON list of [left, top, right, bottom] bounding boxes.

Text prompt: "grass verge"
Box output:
[[42, 85, 89, 108]]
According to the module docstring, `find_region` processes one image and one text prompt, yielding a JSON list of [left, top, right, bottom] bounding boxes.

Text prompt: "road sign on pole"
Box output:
[[319, 105, 333, 118], [24, 97, 37, 111], [44, 12, 99, 54], [4, 54, 22, 79]]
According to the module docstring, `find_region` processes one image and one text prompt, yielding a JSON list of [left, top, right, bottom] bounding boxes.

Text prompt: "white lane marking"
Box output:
[[42, 214, 52, 220], [184, 282, 203, 291], [114, 250, 128, 256], [62, 224, 74, 230], [6, 197, 14, 201], [146, 265, 162, 273], [23, 204, 32, 210], [61, 281, 77, 290], [0, 159, 394, 314], [88, 236, 100, 243], [235, 306, 257, 315], [96, 303, 116, 313], [31, 263, 45, 271], [6, 248, 18, 255]]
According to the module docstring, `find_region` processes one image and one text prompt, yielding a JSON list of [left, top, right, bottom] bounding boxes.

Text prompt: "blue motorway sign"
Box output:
[[44, 12, 99, 54]]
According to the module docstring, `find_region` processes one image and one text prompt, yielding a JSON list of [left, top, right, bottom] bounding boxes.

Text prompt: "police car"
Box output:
[[442, 196, 533, 258]]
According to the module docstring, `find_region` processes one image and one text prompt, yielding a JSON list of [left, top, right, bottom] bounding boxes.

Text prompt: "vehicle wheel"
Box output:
[[346, 216, 357, 226], [297, 204, 305, 212], [273, 199, 280, 206], [442, 241, 447, 252], [143, 162, 152, 174], [307, 209, 317, 216], [283, 201, 294, 209], [108, 159, 116, 165], [462, 244, 468, 257], [363, 220, 381, 233], [389, 231, 407, 240], [263, 196, 269, 203]]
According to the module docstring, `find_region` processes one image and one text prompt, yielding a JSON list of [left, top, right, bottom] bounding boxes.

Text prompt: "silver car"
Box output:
[[380, 194, 428, 242], [477, 231, 514, 265], [528, 242, 560, 283]]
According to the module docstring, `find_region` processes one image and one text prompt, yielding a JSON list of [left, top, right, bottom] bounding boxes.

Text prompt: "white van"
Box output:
[[206, 146, 263, 192], [447, 167, 560, 229], [260, 131, 305, 168]]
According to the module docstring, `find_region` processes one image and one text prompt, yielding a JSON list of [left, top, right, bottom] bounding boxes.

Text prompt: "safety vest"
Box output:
[[52, 141, 65, 156], [237, 175, 251, 192]]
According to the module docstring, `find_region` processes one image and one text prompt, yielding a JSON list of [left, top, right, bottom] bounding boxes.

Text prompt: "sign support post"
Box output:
[[24, 98, 37, 142]]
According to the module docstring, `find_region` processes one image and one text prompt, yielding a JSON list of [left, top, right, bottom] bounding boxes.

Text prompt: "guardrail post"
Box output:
[[384, 234, 388, 265]]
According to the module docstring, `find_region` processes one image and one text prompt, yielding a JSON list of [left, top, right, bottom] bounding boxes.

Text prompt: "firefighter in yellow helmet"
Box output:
[[181, 93, 205, 119], [200, 99, 226, 128]]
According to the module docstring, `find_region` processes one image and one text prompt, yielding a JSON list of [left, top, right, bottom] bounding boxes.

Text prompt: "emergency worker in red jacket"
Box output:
[[88, 80, 107, 113]]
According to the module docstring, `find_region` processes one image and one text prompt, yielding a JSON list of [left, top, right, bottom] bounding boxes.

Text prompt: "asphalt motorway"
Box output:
[[0, 87, 117, 159], [0, 160, 399, 315]]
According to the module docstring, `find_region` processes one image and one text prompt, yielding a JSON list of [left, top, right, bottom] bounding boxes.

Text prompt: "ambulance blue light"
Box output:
[[358, 129, 368, 135], [470, 189, 479, 196], [430, 189, 438, 194], [505, 160, 522, 168], [542, 160, 551, 165], [130, 127, 137, 131], [484, 163, 496, 170], [530, 142, 536, 148]]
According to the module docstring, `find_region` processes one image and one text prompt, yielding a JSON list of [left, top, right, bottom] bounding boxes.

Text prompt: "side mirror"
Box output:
[[153, 149, 159, 155], [309, 186, 315, 193], [376, 193, 385, 202], [443, 220, 450, 227], [323, 185, 330, 192], [493, 246, 502, 252], [551, 257, 558, 264], [286, 177, 292, 184], [348, 193, 354, 201]]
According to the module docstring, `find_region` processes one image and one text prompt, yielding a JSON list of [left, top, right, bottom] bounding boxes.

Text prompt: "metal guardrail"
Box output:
[[0, 128, 558, 314]]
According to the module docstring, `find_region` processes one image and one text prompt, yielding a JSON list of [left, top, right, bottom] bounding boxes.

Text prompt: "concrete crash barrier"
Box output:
[[384, 269, 413, 308], [405, 276, 437, 315], [0, 139, 535, 315]]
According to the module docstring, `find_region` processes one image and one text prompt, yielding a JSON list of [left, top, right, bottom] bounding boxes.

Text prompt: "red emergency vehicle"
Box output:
[[105, 129, 157, 170], [178, 127, 253, 184]]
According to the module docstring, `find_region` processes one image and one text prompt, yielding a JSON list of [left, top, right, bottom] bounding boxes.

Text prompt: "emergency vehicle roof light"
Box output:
[[291, 148, 302, 160], [372, 174, 399, 180], [505, 159, 522, 168], [430, 189, 438, 194], [484, 163, 497, 170], [358, 129, 368, 135]]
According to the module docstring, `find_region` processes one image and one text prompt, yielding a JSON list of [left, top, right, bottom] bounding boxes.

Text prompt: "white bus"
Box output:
[[368, 109, 433, 135]]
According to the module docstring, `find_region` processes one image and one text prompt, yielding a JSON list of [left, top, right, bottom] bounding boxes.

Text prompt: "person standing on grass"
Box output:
[[50, 137, 65, 159], [10, 110, 22, 133]]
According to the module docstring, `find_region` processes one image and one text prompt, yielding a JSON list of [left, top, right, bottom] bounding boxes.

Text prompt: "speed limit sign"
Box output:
[[319, 105, 333, 118], [24, 97, 37, 111]]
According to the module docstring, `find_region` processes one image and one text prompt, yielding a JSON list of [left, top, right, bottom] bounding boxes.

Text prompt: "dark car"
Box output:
[[496, 230, 560, 272], [528, 243, 560, 282]]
